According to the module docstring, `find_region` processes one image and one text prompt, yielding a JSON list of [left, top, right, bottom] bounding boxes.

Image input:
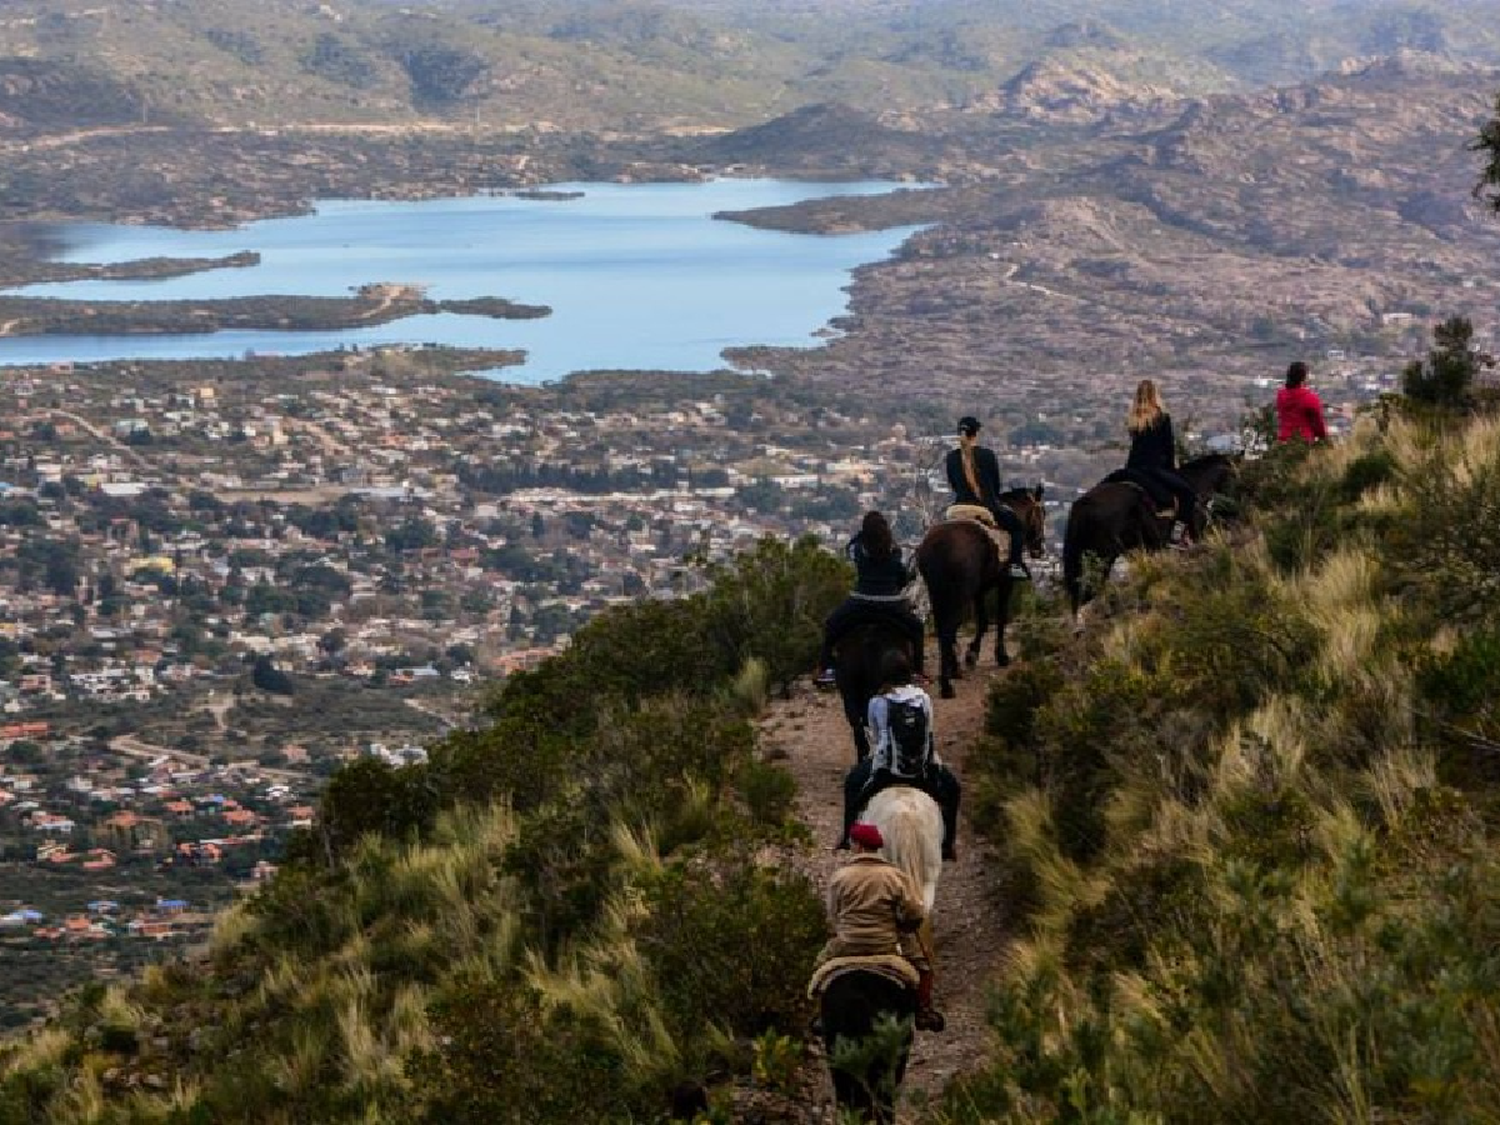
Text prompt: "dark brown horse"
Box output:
[[833, 618, 918, 761], [1062, 453, 1239, 615], [915, 487, 1048, 699], [819, 968, 918, 1125]]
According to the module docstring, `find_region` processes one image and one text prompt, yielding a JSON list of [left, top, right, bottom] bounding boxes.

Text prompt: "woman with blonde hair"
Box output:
[[1125, 379, 1199, 545]]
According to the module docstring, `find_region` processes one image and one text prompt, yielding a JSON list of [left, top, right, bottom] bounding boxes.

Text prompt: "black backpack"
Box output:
[[885, 696, 930, 780]]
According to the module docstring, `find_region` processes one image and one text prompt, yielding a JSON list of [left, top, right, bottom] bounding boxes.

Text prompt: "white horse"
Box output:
[[861, 786, 943, 914]]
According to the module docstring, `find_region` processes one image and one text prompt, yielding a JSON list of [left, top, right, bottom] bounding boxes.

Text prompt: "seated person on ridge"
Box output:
[[815, 510, 925, 686], [837, 650, 961, 862], [1275, 361, 1329, 444]]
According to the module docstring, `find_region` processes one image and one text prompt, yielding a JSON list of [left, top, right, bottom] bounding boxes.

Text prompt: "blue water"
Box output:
[[0, 179, 928, 381]]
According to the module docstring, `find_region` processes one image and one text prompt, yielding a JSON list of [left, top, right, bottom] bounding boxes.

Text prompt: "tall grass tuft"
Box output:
[[724, 655, 770, 719]]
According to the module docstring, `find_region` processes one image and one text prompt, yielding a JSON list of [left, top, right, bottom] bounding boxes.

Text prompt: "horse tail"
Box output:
[[916, 528, 970, 635], [864, 787, 942, 914]]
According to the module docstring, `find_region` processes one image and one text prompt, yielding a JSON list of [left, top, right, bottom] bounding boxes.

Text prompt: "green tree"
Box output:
[[1402, 315, 1487, 409], [1476, 91, 1500, 213], [251, 654, 295, 696]]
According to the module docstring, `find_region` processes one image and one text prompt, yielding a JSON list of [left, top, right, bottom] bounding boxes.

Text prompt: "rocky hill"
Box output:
[[1, 0, 1499, 132]]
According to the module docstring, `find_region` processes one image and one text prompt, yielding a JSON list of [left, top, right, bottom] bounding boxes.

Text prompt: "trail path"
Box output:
[[758, 640, 1009, 1122]]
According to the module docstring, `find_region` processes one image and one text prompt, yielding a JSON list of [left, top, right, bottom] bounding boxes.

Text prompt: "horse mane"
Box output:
[[1179, 452, 1239, 495], [863, 786, 943, 913]]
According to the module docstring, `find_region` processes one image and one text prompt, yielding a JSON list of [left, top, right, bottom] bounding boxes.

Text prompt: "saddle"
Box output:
[[807, 953, 920, 999], [1101, 470, 1176, 519], [943, 504, 1012, 560]]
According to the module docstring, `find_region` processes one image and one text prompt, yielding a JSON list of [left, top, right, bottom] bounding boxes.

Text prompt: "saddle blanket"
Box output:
[[943, 504, 1012, 559], [807, 953, 920, 999]]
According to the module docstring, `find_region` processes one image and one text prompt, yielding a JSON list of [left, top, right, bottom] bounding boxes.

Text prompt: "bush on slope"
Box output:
[[950, 410, 1500, 1124], [0, 535, 847, 1124]]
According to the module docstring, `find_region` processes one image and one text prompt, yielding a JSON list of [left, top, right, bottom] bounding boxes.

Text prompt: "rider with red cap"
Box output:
[[813, 820, 945, 1031]]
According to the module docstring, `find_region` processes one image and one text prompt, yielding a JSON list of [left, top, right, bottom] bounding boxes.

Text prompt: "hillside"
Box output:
[[6, 377, 1500, 1120], [1, 0, 1500, 131]]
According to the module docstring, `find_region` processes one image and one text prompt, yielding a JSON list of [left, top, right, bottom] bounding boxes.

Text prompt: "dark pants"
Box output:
[[820, 597, 925, 674], [841, 760, 961, 858], [820, 971, 916, 1125], [992, 505, 1026, 567], [1108, 468, 1198, 532], [1147, 469, 1199, 532]]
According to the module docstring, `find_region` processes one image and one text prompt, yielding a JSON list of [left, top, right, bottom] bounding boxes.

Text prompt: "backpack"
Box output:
[[884, 695, 930, 780]]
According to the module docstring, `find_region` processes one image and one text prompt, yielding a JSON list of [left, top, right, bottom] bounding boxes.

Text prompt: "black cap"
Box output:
[[957, 415, 981, 435]]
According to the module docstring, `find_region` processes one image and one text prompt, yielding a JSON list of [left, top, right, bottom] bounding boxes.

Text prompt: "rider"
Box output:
[[944, 416, 1030, 580], [836, 649, 961, 861], [814, 511, 926, 687], [1125, 379, 1200, 546], [1276, 361, 1329, 444], [813, 820, 945, 1032]]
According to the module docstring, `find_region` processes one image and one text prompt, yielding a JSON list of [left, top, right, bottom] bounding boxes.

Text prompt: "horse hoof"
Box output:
[[995, 653, 1010, 668], [963, 653, 979, 670], [941, 683, 956, 700]]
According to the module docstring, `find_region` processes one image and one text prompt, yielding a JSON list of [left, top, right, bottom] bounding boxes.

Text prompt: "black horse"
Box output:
[[819, 968, 918, 1125], [915, 487, 1048, 700], [1062, 453, 1238, 615], [833, 618, 919, 761]]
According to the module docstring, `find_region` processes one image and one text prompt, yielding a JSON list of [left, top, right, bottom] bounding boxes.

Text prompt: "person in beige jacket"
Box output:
[[820, 821, 927, 962], [813, 821, 944, 1030]]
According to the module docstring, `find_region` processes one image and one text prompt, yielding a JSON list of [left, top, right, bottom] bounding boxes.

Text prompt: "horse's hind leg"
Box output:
[[965, 594, 988, 669], [935, 613, 960, 699], [993, 582, 1012, 667]]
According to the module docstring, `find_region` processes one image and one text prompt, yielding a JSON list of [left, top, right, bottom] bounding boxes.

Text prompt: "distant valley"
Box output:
[[0, 0, 1498, 441]]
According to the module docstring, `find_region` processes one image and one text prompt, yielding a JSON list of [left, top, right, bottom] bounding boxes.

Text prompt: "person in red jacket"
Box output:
[[1276, 361, 1329, 443]]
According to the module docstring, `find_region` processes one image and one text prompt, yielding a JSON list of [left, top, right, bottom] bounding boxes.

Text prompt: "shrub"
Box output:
[[633, 863, 825, 1050], [1337, 448, 1398, 503], [699, 535, 851, 695], [316, 758, 438, 861], [1398, 451, 1500, 623], [737, 756, 799, 828], [1401, 316, 1485, 410], [413, 984, 630, 1124]]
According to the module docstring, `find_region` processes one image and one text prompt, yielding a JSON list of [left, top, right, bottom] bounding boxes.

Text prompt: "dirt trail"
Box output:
[[758, 641, 1009, 1122]]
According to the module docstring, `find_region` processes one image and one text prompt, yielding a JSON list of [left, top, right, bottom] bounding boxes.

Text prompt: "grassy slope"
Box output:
[[7, 403, 1500, 1122], [948, 407, 1500, 1123], [0, 538, 850, 1124]]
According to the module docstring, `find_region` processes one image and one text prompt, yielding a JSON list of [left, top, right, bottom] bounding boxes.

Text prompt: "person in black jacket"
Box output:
[[943, 416, 1029, 579], [1126, 379, 1198, 544], [815, 511, 926, 685]]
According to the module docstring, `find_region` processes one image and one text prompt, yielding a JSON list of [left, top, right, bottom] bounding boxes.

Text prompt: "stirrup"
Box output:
[[915, 1007, 946, 1033]]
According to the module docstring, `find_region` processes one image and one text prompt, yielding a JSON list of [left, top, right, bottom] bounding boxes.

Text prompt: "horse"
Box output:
[[818, 969, 917, 1125], [818, 785, 944, 1123], [863, 785, 943, 914], [833, 618, 919, 761], [1062, 453, 1239, 615], [915, 486, 1048, 699]]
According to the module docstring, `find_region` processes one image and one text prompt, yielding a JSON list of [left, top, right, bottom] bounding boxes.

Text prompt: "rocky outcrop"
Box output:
[[983, 57, 1180, 124]]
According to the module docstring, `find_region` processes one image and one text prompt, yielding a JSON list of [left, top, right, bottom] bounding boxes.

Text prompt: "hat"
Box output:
[[849, 822, 884, 850], [957, 415, 981, 436]]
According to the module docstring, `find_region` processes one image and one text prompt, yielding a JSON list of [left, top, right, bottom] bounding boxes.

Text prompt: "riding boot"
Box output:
[[915, 971, 946, 1032], [836, 761, 873, 849], [932, 768, 961, 861]]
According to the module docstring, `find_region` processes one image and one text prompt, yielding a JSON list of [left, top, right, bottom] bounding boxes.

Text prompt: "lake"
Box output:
[[0, 179, 927, 382]]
